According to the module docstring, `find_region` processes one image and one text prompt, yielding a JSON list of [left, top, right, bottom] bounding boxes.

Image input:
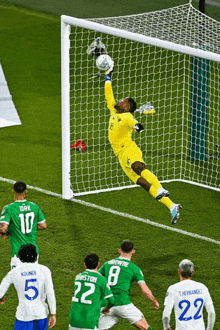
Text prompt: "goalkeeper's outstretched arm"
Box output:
[[104, 62, 116, 114]]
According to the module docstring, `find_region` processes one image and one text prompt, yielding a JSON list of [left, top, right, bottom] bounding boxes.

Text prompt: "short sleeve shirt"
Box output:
[[0, 200, 46, 256], [0, 262, 56, 321], [164, 279, 214, 330], [99, 257, 145, 306], [69, 269, 113, 329]]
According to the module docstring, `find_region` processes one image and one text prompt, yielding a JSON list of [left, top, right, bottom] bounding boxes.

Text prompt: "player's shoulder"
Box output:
[[168, 279, 208, 292], [27, 200, 39, 207], [37, 263, 51, 273], [103, 258, 117, 266], [111, 257, 140, 269], [122, 112, 134, 120], [190, 279, 209, 291], [95, 271, 108, 282], [30, 263, 51, 277], [126, 258, 141, 270], [2, 202, 15, 209], [166, 281, 182, 293]]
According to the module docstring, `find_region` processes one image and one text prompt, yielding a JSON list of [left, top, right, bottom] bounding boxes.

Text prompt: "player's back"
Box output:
[[99, 257, 145, 306], [7, 262, 52, 321], [1, 200, 45, 256], [165, 279, 212, 330], [69, 269, 112, 329]]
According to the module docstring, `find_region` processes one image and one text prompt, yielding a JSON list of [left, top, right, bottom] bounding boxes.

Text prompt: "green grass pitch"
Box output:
[[0, 1, 220, 329]]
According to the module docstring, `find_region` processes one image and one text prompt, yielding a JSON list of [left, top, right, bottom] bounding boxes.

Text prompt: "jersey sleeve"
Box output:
[[127, 115, 138, 129], [0, 270, 13, 298], [164, 286, 175, 307], [105, 81, 116, 115], [102, 279, 115, 308], [133, 265, 146, 284], [37, 207, 46, 224], [98, 264, 106, 277], [0, 206, 11, 225], [162, 304, 172, 330], [204, 286, 215, 308], [43, 266, 56, 315]]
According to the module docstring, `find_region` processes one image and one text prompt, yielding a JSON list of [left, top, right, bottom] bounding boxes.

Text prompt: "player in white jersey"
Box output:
[[0, 244, 56, 330], [162, 259, 215, 330]]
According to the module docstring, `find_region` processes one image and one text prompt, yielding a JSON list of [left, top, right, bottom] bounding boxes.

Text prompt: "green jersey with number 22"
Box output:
[[69, 269, 114, 329], [99, 257, 146, 306], [0, 200, 45, 257]]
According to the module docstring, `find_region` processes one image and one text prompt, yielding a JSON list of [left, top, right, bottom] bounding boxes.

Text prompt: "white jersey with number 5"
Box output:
[[164, 279, 214, 330], [0, 262, 56, 321]]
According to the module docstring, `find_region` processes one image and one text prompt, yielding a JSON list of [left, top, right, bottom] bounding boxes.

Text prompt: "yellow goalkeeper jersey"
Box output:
[[105, 81, 137, 156]]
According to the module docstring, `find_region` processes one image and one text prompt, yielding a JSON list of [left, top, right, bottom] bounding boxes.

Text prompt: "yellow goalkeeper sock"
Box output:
[[149, 186, 173, 209], [159, 197, 173, 209], [141, 169, 162, 189]]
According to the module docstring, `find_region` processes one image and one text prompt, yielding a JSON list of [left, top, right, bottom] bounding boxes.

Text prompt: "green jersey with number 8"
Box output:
[[99, 257, 146, 306], [0, 200, 46, 257], [69, 269, 114, 329]]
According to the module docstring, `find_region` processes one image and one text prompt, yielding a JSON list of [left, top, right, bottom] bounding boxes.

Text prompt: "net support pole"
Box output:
[[61, 20, 73, 199], [189, 55, 209, 161], [189, 0, 209, 161]]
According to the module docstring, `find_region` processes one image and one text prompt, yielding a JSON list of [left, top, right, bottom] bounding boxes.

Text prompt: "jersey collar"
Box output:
[[85, 269, 97, 273], [118, 256, 130, 261]]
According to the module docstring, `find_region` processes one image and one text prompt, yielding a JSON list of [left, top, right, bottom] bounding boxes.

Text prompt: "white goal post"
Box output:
[[61, 2, 220, 199]]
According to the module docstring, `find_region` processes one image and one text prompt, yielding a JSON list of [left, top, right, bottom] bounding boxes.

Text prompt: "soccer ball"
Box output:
[[96, 54, 113, 71]]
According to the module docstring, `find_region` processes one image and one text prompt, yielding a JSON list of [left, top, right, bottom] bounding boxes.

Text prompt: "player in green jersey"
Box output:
[[98, 240, 159, 330], [0, 181, 47, 268], [69, 253, 115, 330]]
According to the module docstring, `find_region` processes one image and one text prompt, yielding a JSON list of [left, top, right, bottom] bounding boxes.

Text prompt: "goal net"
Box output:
[[61, 2, 220, 199]]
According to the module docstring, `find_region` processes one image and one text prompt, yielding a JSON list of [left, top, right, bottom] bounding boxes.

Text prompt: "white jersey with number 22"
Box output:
[[164, 279, 214, 330]]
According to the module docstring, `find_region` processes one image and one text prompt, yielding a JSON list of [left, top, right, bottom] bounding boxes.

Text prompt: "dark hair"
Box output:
[[14, 181, 27, 194], [18, 244, 37, 263], [84, 253, 99, 269], [181, 270, 192, 278], [120, 240, 134, 253], [128, 98, 137, 113], [180, 268, 193, 278]]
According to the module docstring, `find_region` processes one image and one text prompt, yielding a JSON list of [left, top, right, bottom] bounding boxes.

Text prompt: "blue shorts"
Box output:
[[15, 318, 48, 330]]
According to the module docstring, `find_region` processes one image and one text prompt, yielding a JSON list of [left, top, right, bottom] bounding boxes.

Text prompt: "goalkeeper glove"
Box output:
[[87, 37, 107, 57], [134, 123, 144, 132], [136, 102, 156, 115], [105, 61, 114, 81]]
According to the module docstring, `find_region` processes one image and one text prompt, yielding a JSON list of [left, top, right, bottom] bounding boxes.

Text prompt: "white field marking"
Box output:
[[1, 176, 220, 245], [0, 3, 58, 21]]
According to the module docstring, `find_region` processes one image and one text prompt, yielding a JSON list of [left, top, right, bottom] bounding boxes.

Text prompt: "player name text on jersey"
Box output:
[[179, 289, 203, 296]]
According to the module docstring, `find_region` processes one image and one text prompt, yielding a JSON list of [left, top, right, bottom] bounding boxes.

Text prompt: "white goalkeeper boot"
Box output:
[[170, 204, 182, 225], [155, 187, 170, 200]]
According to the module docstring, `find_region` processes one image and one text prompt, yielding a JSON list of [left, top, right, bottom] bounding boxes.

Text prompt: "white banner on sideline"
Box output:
[[0, 63, 21, 128]]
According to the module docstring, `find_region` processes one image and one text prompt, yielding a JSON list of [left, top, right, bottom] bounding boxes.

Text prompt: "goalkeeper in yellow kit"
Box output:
[[104, 62, 182, 224]]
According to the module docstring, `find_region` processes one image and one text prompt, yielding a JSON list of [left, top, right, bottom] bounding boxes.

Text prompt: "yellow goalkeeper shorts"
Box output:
[[118, 143, 144, 184]]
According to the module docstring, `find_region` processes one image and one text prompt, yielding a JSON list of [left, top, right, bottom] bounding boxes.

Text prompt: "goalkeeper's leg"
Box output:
[[132, 161, 182, 224], [132, 161, 171, 204]]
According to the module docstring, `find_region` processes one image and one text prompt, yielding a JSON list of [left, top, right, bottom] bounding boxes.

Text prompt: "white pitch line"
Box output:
[[0, 3, 58, 21], [1, 176, 220, 245]]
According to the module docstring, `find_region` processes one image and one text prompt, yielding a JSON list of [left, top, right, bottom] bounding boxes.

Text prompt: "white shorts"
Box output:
[[69, 326, 98, 330], [98, 303, 144, 329]]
